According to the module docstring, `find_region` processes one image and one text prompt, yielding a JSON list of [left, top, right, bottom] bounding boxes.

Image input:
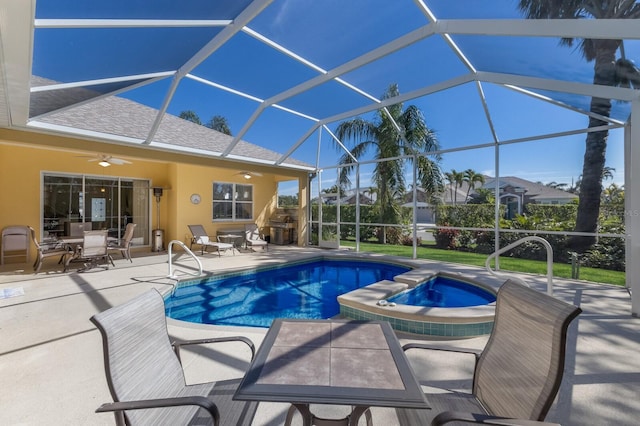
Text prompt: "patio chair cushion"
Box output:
[[244, 224, 268, 251], [188, 225, 234, 256]]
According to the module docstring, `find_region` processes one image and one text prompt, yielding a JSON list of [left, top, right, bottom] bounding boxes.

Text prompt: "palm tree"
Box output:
[[518, 0, 640, 253], [544, 181, 568, 190], [463, 169, 486, 203], [444, 169, 464, 205], [207, 115, 232, 135], [468, 187, 495, 204], [568, 165, 616, 194], [601, 166, 616, 182], [178, 110, 201, 125], [602, 182, 624, 205], [334, 84, 443, 240]]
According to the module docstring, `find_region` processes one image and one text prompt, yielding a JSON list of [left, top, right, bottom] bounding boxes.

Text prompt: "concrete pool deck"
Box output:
[[1, 246, 638, 425]]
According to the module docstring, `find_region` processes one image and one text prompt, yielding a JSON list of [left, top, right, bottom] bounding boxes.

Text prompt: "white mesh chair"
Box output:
[[244, 224, 268, 251], [90, 289, 258, 426]]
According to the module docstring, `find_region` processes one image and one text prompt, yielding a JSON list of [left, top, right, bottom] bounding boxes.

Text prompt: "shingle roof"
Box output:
[[31, 76, 311, 169], [483, 176, 578, 200]]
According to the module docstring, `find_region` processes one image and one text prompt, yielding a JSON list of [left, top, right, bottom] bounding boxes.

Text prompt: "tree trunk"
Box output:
[[569, 40, 618, 253]]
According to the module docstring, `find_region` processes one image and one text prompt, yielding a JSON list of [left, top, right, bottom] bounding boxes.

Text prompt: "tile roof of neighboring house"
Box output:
[[30, 76, 312, 169], [483, 176, 578, 201]]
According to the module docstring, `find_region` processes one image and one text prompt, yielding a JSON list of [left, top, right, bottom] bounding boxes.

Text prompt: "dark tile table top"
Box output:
[[234, 319, 429, 409]]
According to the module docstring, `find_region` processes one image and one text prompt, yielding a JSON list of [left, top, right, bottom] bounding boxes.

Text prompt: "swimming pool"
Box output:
[[165, 259, 410, 328]]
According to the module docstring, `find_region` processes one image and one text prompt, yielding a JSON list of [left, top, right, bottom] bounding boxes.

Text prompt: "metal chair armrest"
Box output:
[[173, 336, 256, 362], [96, 396, 220, 426], [403, 342, 482, 359], [432, 411, 561, 426]]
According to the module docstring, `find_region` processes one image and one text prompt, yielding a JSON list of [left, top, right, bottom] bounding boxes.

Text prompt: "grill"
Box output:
[[269, 215, 296, 244]]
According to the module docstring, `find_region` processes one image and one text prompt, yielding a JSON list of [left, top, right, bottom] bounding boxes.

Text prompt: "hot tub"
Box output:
[[338, 270, 502, 338]]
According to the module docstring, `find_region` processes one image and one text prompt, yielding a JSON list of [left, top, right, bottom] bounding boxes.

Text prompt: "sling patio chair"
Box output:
[[28, 226, 73, 272], [188, 225, 234, 256], [397, 280, 581, 426], [244, 224, 267, 251], [64, 230, 114, 272], [90, 289, 258, 426], [108, 223, 137, 262]]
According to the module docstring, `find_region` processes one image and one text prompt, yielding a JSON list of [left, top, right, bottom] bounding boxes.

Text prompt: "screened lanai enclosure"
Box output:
[[0, 0, 639, 315]]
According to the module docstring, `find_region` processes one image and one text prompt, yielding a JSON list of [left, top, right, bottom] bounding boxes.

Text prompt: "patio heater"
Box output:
[[152, 187, 164, 252]]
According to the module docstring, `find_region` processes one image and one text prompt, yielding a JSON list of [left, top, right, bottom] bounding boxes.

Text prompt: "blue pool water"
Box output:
[[165, 259, 410, 328], [388, 275, 496, 308]]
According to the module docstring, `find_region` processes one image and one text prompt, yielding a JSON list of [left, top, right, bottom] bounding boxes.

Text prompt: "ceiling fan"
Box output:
[[77, 154, 132, 167], [235, 171, 263, 180]]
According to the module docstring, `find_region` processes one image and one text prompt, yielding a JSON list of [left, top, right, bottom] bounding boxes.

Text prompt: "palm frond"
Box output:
[[615, 58, 640, 88]]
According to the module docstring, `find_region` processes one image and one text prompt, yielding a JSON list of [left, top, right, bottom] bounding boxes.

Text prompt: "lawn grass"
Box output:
[[339, 240, 626, 286]]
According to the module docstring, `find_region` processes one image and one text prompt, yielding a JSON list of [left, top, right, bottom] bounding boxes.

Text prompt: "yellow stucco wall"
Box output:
[[0, 129, 309, 265], [170, 162, 277, 245], [0, 142, 171, 246]]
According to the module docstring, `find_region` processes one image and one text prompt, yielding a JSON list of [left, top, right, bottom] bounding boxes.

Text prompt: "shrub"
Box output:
[[434, 224, 460, 249]]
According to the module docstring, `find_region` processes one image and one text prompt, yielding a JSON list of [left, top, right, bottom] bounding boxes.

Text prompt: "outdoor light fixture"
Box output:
[[98, 160, 111, 167], [235, 171, 262, 180]]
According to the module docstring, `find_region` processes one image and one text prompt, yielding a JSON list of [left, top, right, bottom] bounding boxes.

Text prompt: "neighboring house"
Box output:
[[401, 187, 441, 223], [482, 177, 578, 218], [315, 188, 376, 206], [402, 176, 578, 222]]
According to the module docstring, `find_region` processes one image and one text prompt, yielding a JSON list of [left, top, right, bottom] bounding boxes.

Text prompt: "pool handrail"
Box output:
[[485, 236, 554, 295], [167, 239, 203, 280]]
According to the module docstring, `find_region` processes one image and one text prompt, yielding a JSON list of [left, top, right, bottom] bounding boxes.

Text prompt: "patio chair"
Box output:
[[1, 225, 31, 265], [90, 289, 258, 426], [108, 223, 137, 262], [28, 226, 72, 272], [244, 224, 267, 251], [397, 280, 581, 426], [64, 230, 114, 272], [188, 225, 234, 256]]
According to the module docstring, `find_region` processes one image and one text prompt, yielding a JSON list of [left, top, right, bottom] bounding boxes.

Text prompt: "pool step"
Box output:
[[394, 270, 440, 287], [337, 280, 408, 310]]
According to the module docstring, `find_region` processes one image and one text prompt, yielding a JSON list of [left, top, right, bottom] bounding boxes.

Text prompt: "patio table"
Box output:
[[233, 318, 429, 426], [217, 233, 242, 253], [58, 236, 117, 251]]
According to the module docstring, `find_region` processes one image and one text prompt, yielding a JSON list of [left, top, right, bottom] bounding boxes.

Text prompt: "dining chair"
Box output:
[[28, 226, 72, 272], [108, 223, 137, 262], [64, 230, 114, 272]]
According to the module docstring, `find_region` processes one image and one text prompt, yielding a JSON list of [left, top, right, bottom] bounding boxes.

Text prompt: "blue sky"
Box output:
[[33, 0, 633, 193]]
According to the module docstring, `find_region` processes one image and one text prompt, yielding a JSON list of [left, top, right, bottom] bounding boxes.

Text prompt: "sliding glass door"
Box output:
[[42, 173, 150, 246]]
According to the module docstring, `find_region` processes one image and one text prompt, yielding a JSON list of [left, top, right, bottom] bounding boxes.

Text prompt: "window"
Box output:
[[213, 182, 253, 221]]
